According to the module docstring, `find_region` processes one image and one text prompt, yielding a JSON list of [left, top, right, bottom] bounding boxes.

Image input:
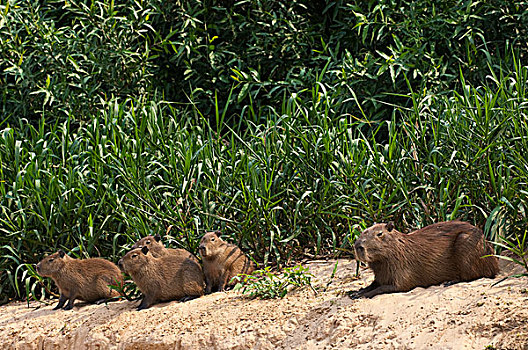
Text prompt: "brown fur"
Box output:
[[118, 246, 204, 310], [352, 221, 499, 298], [36, 250, 123, 310], [131, 235, 198, 261], [199, 231, 254, 293]]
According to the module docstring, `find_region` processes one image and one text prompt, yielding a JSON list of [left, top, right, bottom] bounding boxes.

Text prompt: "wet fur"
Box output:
[[119, 247, 204, 310], [352, 221, 499, 298], [199, 231, 254, 293], [36, 251, 123, 310]]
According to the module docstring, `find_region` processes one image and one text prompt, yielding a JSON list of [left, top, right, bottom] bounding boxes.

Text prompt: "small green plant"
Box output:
[[108, 276, 142, 302], [492, 229, 528, 285], [486, 204, 528, 284], [233, 265, 316, 299], [322, 260, 339, 292], [344, 223, 366, 278], [498, 231, 528, 275]]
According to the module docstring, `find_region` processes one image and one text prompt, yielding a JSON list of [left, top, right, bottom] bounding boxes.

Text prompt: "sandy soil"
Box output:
[[1, 258, 527, 350]]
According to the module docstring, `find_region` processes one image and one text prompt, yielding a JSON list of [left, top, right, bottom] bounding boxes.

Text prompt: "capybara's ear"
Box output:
[[213, 230, 222, 237], [386, 221, 394, 232], [141, 246, 149, 255], [58, 249, 65, 258], [154, 234, 161, 242]]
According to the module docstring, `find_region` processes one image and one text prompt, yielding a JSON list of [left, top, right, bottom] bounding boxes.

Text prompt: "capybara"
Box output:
[[199, 231, 255, 293], [118, 246, 204, 310], [36, 250, 123, 310], [351, 221, 499, 298], [132, 234, 197, 261]]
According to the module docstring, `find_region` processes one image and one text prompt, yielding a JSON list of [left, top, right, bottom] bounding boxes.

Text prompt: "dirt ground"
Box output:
[[1, 258, 527, 350]]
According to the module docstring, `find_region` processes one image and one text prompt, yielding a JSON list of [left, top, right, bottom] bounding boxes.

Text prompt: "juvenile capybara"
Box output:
[[132, 234, 197, 261], [36, 250, 123, 310], [199, 231, 255, 293], [351, 221, 499, 298], [118, 246, 204, 310]]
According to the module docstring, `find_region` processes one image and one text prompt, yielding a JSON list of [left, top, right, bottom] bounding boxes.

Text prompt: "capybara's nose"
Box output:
[[354, 241, 365, 257], [354, 240, 363, 251], [354, 242, 365, 263]]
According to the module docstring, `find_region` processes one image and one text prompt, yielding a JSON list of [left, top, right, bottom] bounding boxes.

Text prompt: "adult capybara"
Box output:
[[118, 246, 204, 310], [36, 250, 123, 310], [199, 231, 254, 294], [132, 234, 197, 261], [351, 221, 499, 298]]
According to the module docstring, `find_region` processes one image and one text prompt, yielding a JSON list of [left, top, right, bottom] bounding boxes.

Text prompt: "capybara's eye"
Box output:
[[377, 231, 383, 237], [211, 238, 215, 241], [146, 240, 151, 245], [49, 258, 54, 262], [132, 254, 137, 258]]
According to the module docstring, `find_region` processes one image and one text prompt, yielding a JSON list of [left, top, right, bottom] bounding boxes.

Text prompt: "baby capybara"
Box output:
[[36, 250, 123, 310], [132, 234, 198, 261], [118, 246, 204, 310], [351, 221, 499, 298], [199, 231, 254, 293]]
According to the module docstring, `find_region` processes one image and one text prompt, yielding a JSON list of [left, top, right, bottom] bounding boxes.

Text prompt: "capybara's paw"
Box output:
[[347, 290, 364, 300], [443, 280, 458, 287], [179, 296, 199, 302], [137, 304, 148, 311]]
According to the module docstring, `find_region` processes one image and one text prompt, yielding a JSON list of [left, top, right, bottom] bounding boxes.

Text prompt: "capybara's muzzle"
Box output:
[[117, 259, 124, 271], [198, 245, 206, 256], [354, 242, 366, 262]]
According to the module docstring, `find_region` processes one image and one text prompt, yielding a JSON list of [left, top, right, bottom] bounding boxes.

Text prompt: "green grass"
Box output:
[[1, 0, 527, 303], [232, 265, 316, 299], [2, 59, 527, 302]]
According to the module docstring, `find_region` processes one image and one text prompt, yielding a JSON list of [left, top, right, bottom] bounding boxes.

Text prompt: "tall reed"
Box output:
[[2, 58, 527, 302]]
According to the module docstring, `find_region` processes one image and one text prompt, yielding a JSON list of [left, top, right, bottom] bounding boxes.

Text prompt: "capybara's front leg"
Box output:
[[361, 284, 399, 298], [53, 294, 67, 310], [348, 280, 381, 299], [217, 273, 231, 292], [137, 295, 156, 311], [63, 295, 77, 310], [204, 276, 213, 294]]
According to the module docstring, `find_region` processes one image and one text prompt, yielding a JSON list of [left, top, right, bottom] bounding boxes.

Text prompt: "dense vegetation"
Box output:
[[1, 0, 527, 303]]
